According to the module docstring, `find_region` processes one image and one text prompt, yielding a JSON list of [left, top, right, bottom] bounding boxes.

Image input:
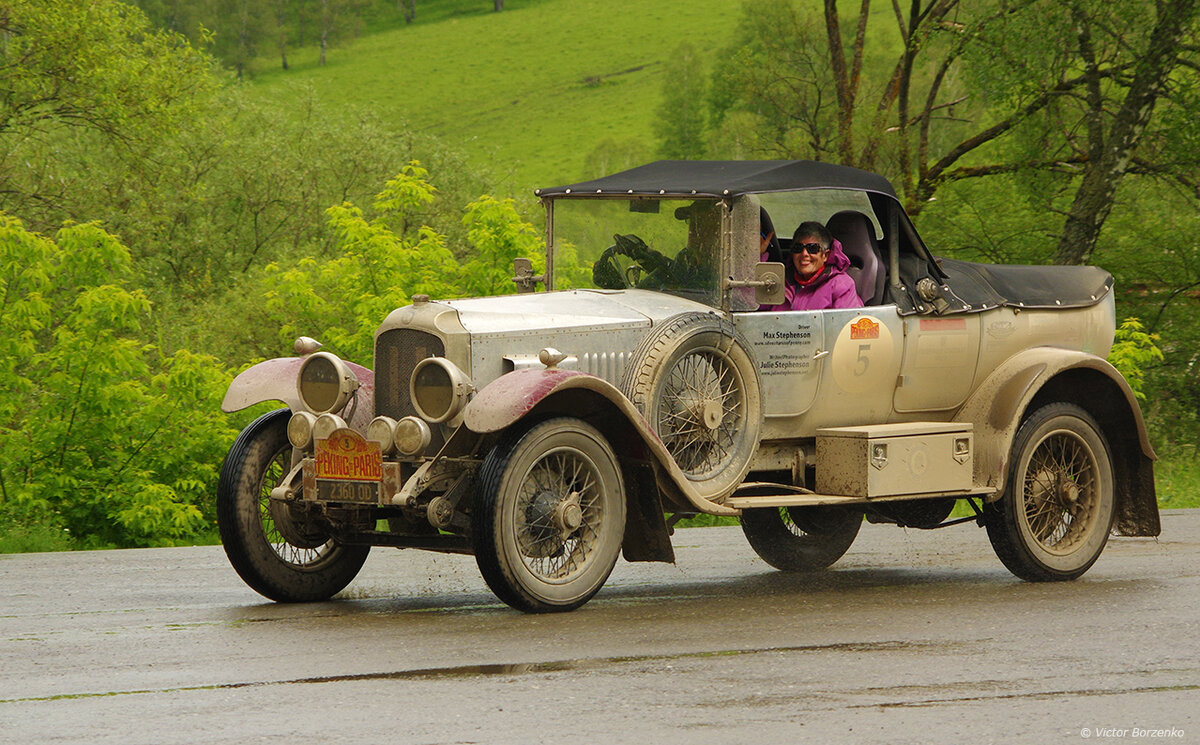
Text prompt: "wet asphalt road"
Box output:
[[2, 511, 1197, 745]]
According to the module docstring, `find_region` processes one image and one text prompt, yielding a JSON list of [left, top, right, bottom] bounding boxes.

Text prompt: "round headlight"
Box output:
[[368, 416, 398, 454], [288, 411, 317, 449], [395, 416, 432, 456], [297, 352, 358, 414], [410, 357, 473, 423], [313, 412, 347, 442]]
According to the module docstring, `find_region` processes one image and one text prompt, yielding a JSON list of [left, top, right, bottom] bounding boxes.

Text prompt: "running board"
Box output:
[[724, 483, 994, 510]]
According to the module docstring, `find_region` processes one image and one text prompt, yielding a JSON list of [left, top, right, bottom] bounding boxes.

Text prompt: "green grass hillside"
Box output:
[[252, 0, 740, 194]]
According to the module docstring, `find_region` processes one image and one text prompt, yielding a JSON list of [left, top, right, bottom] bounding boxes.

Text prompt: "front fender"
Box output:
[[222, 357, 375, 432], [954, 347, 1158, 535], [464, 369, 738, 516]]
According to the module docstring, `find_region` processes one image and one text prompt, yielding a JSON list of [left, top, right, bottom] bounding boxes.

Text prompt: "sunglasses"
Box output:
[[794, 242, 826, 255]]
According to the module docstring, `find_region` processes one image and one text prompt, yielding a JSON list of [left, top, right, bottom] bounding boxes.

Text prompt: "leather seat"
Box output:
[[827, 210, 884, 305]]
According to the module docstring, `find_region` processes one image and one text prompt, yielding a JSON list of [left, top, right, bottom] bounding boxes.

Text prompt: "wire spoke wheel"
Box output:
[[256, 444, 335, 567], [1021, 429, 1099, 553], [513, 448, 606, 582], [473, 418, 626, 612], [985, 403, 1115, 581], [218, 410, 369, 602], [657, 348, 745, 478], [622, 313, 761, 500]]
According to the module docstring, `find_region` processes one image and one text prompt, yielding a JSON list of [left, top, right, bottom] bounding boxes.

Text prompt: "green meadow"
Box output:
[[252, 0, 741, 192]]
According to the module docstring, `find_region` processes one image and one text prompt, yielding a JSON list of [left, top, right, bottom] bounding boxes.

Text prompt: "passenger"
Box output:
[[763, 221, 863, 311]]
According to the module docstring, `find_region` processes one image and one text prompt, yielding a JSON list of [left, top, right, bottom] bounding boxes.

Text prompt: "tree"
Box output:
[[0, 216, 235, 547], [654, 43, 709, 159], [211, 0, 269, 78], [701, 0, 1200, 239], [1050, 0, 1198, 265], [0, 0, 217, 141], [0, 0, 220, 229], [309, 0, 367, 66]]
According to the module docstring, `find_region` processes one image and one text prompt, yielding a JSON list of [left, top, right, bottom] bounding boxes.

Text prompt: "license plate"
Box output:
[[317, 479, 380, 503]]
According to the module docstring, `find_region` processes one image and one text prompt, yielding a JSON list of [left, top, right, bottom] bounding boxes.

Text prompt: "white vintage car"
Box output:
[[218, 160, 1159, 612]]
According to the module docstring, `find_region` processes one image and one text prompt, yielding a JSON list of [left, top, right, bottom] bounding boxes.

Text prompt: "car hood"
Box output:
[[440, 289, 712, 335]]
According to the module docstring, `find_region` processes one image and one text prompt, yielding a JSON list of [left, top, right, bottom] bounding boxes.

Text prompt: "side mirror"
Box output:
[[754, 262, 786, 306], [512, 257, 545, 294], [724, 262, 786, 306]]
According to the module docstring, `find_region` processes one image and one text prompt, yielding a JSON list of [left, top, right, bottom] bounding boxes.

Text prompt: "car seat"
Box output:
[[827, 210, 884, 305]]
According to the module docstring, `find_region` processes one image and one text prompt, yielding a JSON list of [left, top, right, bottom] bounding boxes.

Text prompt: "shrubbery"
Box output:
[[0, 164, 546, 549]]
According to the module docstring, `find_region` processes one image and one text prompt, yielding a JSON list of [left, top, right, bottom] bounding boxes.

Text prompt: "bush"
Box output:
[[0, 217, 237, 547]]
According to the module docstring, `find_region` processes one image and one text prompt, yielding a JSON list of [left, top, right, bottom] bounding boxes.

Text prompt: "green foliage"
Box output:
[[654, 42, 709, 159], [0, 217, 236, 547], [0, 0, 221, 226], [461, 196, 543, 296], [1155, 455, 1200, 509], [262, 165, 544, 364], [1107, 318, 1164, 400]]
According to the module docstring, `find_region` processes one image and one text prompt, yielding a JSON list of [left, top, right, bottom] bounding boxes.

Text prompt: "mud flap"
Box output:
[[621, 463, 675, 563]]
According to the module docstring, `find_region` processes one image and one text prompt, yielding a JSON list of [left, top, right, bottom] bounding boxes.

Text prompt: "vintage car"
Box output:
[[217, 160, 1159, 613]]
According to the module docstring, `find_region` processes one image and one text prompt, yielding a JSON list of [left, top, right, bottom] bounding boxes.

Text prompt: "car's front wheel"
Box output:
[[217, 409, 370, 602], [740, 505, 862, 571], [984, 403, 1115, 581], [472, 418, 626, 613]]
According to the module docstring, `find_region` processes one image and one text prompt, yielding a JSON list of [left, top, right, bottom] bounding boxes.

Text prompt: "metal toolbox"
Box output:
[[815, 422, 973, 498]]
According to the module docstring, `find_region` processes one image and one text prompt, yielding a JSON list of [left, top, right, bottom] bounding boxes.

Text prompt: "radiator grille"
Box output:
[[375, 328, 445, 420]]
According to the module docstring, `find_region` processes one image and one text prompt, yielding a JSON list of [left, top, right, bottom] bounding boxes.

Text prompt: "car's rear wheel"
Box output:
[[740, 505, 861, 571], [621, 313, 761, 500], [472, 418, 626, 613], [984, 403, 1115, 581], [218, 409, 369, 602]]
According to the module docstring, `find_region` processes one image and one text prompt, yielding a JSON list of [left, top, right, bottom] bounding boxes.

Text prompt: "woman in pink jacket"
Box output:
[[765, 221, 863, 311]]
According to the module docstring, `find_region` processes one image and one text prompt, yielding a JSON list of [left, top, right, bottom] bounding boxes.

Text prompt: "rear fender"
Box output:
[[222, 357, 375, 432], [954, 348, 1158, 536], [464, 369, 739, 518]]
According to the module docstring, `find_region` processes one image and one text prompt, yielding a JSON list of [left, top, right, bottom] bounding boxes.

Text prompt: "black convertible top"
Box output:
[[938, 258, 1113, 311], [536, 160, 899, 200]]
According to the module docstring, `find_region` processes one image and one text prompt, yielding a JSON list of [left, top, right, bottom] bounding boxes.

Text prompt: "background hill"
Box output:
[[249, 0, 741, 193]]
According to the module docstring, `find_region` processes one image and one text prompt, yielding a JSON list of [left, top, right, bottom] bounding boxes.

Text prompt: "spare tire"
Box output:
[[620, 312, 761, 500]]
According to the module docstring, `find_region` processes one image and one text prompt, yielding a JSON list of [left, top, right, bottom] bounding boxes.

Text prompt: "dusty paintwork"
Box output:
[[217, 159, 1158, 614]]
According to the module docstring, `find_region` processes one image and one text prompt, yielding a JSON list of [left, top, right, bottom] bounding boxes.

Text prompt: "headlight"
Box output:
[[410, 357, 473, 423], [297, 352, 358, 414], [313, 412, 347, 442], [288, 412, 317, 449], [394, 416, 432, 456], [368, 416, 398, 454]]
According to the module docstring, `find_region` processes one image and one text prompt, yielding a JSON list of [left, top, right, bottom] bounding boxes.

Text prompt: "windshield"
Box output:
[[549, 198, 722, 306]]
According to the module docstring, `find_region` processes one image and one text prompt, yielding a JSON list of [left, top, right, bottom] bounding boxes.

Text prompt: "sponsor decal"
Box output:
[[849, 317, 880, 340], [316, 428, 382, 481], [919, 318, 967, 331]]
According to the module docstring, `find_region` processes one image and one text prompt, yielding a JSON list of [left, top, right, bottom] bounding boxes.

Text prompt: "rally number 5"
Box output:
[[854, 344, 870, 376]]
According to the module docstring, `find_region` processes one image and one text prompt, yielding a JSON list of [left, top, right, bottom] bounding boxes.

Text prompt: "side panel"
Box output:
[[733, 310, 825, 417], [893, 315, 982, 412]]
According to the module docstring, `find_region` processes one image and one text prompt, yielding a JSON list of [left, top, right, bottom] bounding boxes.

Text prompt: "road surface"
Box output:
[[2, 511, 1197, 744]]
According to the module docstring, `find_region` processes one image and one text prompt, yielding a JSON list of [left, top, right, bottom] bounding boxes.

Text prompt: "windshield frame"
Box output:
[[542, 195, 735, 309]]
